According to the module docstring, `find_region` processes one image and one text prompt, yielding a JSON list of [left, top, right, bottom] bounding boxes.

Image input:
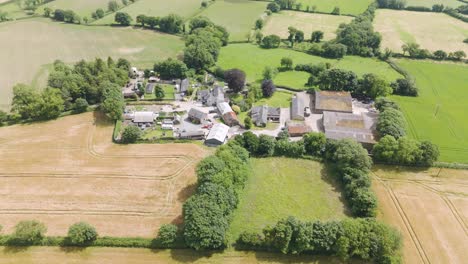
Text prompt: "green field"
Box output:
[[296, 0, 374, 15], [263, 11, 352, 41], [405, 0, 462, 8], [94, 0, 202, 25], [0, 0, 28, 19], [391, 60, 468, 163], [273, 71, 311, 90], [0, 18, 184, 111], [196, 0, 267, 42], [228, 158, 348, 241], [37, 0, 110, 18], [143, 84, 176, 100], [217, 43, 402, 83]]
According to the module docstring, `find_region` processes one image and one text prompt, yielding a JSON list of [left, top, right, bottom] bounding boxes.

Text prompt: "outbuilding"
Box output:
[[205, 123, 229, 146], [188, 108, 208, 124], [133, 111, 156, 124], [314, 91, 353, 113], [179, 130, 206, 140], [291, 96, 305, 121]]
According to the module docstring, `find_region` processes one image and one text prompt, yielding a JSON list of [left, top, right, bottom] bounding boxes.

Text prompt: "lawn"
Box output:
[[93, 0, 202, 25], [391, 59, 468, 163], [254, 90, 294, 108], [37, 0, 110, 18], [0, 18, 184, 111], [273, 71, 311, 90], [217, 43, 402, 83], [228, 158, 348, 241], [374, 10, 468, 53], [143, 85, 176, 100], [141, 127, 174, 140], [263, 11, 353, 41], [405, 0, 462, 8], [296, 0, 375, 15], [196, 0, 267, 42]]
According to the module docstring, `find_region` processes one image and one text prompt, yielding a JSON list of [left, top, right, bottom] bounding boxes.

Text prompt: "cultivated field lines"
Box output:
[[0, 112, 207, 237], [372, 166, 468, 264]]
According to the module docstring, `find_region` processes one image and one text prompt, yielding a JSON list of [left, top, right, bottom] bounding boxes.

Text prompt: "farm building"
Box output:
[[178, 78, 189, 94], [179, 130, 206, 140], [314, 91, 353, 113], [205, 123, 230, 146], [133, 112, 156, 124], [250, 105, 281, 127], [223, 112, 240, 127], [146, 83, 155, 94], [287, 121, 312, 137], [217, 102, 233, 115], [161, 119, 174, 130], [323, 111, 378, 148], [198, 86, 225, 106], [188, 108, 207, 124], [148, 76, 159, 83], [291, 96, 305, 121]]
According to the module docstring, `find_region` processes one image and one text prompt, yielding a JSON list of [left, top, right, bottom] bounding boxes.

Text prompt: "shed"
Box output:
[[146, 83, 155, 94], [205, 123, 229, 146], [287, 121, 312, 137], [180, 78, 189, 93], [291, 96, 305, 121], [315, 91, 353, 113], [222, 112, 240, 127], [133, 112, 156, 124], [188, 108, 208, 124], [179, 130, 205, 140], [149, 76, 159, 83]]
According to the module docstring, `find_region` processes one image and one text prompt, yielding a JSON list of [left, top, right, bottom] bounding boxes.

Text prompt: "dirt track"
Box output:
[[372, 166, 468, 264], [0, 112, 208, 237]]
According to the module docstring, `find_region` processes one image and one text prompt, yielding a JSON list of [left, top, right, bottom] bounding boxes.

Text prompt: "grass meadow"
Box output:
[[254, 90, 294, 108], [0, 18, 184, 111], [196, 0, 267, 42], [405, 0, 462, 8], [217, 43, 402, 86], [374, 10, 468, 53], [262, 11, 353, 41], [391, 59, 468, 163], [228, 158, 348, 242], [273, 71, 311, 90], [37, 0, 110, 18], [296, 0, 374, 15], [93, 0, 202, 25]]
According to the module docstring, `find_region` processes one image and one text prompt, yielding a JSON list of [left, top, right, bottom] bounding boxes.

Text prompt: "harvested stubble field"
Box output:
[[374, 10, 468, 53], [93, 0, 202, 25], [262, 11, 353, 41], [0, 18, 184, 111], [0, 112, 208, 237], [372, 165, 468, 264]]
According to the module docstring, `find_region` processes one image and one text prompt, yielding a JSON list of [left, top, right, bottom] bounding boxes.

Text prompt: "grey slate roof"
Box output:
[[205, 123, 229, 145], [188, 108, 207, 121], [323, 111, 378, 144], [146, 83, 155, 94], [315, 91, 353, 113], [291, 97, 304, 120]]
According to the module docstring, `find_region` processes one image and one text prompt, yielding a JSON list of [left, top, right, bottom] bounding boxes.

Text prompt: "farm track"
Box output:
[[373, 171, 468, 263]]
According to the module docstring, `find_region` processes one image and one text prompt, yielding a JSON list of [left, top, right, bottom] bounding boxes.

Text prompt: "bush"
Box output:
[[67, 222, 98, 246], [121, 125, 141, 143], [303, 132, 326, 157], [261, 35, 281, 49], [391, 78, 418, 96], [377, 108, 406, 139], [322, 43, 347, 58], [244, 116, 252, 129], [154, 58, 188, 79], [74, 98, 89, 113], [9, 220, 47, 245], [374, 97, 400, 111], [261, 79, 276, 97], [157, 224, 178, 246]]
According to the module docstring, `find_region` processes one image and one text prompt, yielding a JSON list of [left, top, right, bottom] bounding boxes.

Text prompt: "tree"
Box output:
[[262, 66, 278, 81], [121, 0, 128, 5], [154, 85, 165, 99], [10, 220, 47, 245], [101, 83, 124, 121], [136, 14, 147, 26], [67, 222, 98, 246], [224, 69, 246, 93], [95, 8, 105, 19], [295, 30, 304, 43], [257, 135, 276, 156], [357, 73, 392, 99], [157, 224, 178, 246], [331, 6, 340, 15], [432, 4, 444, 12], [43, 7, 52, 17], [11, 84, 41, 119], [74, 98, 89, 113], [189, 16, 213, 32], [261, 79, 276, 97], [53, 9, 65, 21], [322, 43, 347, 58], [244, 116, 252, 129], [318, 69, 358, 92], [310, 31, 324, 43], [255, 19, 264, 30], [377, 108, 406, 139], [108, 0, 119, 12], [267, 2, 280, 12], [196, 156, 226, 183], [303, 132, 326, 156], [38, 88, 65, 120], [325, 139, 372, 172], [390, 78, 418, 96], [417, 141, 439, 166], [115, 12, 132, 26], [242, 131, 260, 154], [158, 14, 183, 33], [280, 57, 293, 70], [451, 50, 466, 61], [261, 35, 281, 49], [374, 97, 400, 111], [121, 125, 141, 143], [153, 58, 188, 79], [372, 135, 398, 163], [433, 50, 447, 60]]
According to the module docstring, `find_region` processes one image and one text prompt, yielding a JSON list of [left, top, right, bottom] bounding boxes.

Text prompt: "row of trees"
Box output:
[[135, 13, 184, 33], [238, 217, 402, 264], [183, 143, 250, 250], [402, 43, 466, 61]]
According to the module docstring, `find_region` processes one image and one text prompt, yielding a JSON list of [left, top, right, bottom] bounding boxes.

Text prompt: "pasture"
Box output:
[[228, 158, 348, 241], [405, 0, 462, 8], [391, 59, 468, 163], [254, 90, 294, 108], [93, 0, 202, 25], [37, 0, 109, 18], [374, 10, 468, 53], [0, 18, 184, 111], [262, 11, 352, 41], [372, 165, 468, 264], [217, 43, 402, 83], [273, 70, 311, 90], [296, 0, 374, 15], [196, 0, 267, 42], [0, 112, 207, 237]]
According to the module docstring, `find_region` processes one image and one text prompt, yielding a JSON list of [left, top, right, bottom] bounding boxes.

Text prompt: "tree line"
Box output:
[[238, 217, 402, 264], [401, 42, 466, 61]]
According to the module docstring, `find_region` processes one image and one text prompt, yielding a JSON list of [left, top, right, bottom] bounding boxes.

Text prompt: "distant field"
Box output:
[[373, 165, 468, 264], [93, 0, 202, 25], [374, 10, 468, 53], [391, 59, 468, 163], [263, 11, 352, 41], [0, 0, 28, 19], [37, 0, 109, 18], [228, 158, 348, 241], [405, 0, 462, 8], [196, 0, 267, 42], [296, 0, 374, 15], [0, 19, 184, 111], [217, 43, 402, 83]]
